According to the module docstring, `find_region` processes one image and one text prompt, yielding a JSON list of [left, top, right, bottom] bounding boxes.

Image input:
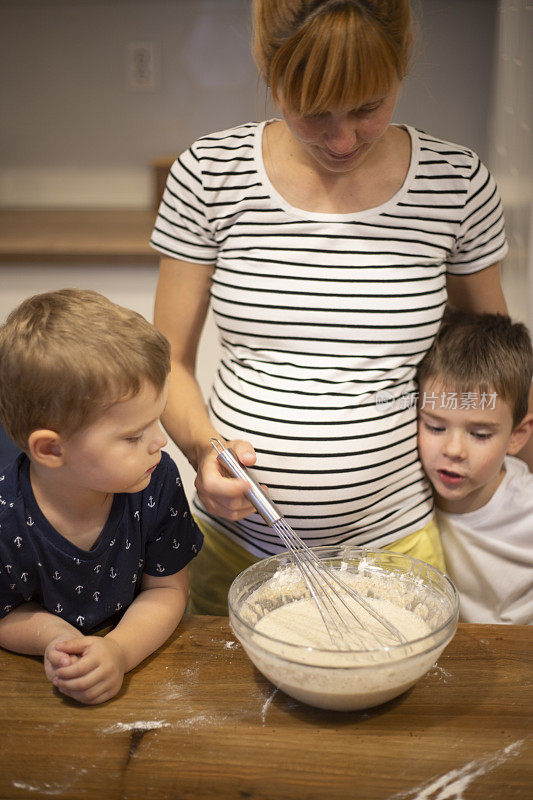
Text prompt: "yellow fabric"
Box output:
[[188, 518, 259, 615], [382, 516, 446, 573], [188, 516, 445, 615]]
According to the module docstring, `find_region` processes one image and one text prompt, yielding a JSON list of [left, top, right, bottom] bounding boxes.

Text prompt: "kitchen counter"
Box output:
[[0, 209, 158, 263], [0, 617, 531, 799]]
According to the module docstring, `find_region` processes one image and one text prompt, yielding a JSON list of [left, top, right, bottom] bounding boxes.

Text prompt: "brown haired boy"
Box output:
[[417, 307, 533, 624], [0, 289, 202, 703]]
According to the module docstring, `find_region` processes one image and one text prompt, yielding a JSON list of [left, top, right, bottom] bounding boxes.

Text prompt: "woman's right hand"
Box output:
[[195, 438, 261, 521]]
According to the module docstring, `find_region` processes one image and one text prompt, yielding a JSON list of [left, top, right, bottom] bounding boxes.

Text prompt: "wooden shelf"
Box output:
[[0, 208, 159, 263]]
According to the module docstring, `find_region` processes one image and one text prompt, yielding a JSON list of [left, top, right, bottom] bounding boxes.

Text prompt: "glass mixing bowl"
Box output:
[[228, 546, 459, 711]]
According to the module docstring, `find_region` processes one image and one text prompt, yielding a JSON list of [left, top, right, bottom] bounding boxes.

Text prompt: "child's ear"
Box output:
[[28, 430, 65, 467], [507, 414, 533, 456]]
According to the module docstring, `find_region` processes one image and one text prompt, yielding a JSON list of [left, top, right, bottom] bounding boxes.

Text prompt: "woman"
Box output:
[[151, 0, 509, 614]]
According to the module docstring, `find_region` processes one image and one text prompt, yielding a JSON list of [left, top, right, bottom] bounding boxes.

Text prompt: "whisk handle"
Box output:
[[210, 439, 282, 526]]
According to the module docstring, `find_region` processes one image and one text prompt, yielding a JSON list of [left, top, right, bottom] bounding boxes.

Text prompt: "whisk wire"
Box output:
[[211, 439, 407, 650], [272, 519, 353, 649], [275, 535, 391, 650], [274, 519, 406, 648]]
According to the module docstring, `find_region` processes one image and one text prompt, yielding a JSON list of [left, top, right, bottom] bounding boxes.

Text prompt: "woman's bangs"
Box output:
[[275, 11, 399, 116]]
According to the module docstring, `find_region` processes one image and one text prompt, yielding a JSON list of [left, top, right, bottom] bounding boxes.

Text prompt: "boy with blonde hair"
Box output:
[[417, 308, 533, 624], [0, 289, 203, 703]]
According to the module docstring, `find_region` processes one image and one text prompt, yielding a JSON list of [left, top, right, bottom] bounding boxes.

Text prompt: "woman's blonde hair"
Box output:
[[252, 0, 412, 115], [0, 289, 171, 450]]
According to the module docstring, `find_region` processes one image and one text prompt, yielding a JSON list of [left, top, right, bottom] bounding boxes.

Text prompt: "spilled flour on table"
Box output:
[[428, 664, 452, 683], [389, 740, 525, 799], [182, 664, 199, 682], [12, 780, 71, 796], [101, 714, 234, 736], [261, 688, 279, 725], [161, 683, 183, 701], [12, 767, 88, 796], [173, 712, 223, 730], [102, 720, 170, 734]]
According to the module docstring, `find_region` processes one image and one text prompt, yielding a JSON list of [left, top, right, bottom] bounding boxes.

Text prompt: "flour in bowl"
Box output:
[[239, 565, 452, 710], [254, 593, 431, 657]]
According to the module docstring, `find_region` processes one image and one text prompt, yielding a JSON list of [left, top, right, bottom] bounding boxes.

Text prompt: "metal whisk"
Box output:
[[211, 439, 406, 650]]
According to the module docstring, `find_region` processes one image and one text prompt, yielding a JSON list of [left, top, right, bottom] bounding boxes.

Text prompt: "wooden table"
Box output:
[[0, 618, 531, 799]]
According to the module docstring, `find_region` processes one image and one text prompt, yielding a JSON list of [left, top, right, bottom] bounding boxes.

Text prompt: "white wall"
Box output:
[[1, 0, 499, 207], [487, 0, 533, 328], [0, 0, 259, 206]]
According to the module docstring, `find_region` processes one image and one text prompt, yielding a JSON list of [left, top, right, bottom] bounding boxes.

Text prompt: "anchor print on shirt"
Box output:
[[53, 571, 61, 581], [93, 591, 100, 602], [109, 566, 118, 579], [54, 603, 63, 614], [134, 510, 140, 522], [26, 516, 34, 526], [75, 585, 83, 595], [0, 489, 13, 509], [156, 564, 165, 573], [170, 507, 178, 518], [13, 536, 23, 548], [147, 496, 156, 509], [76, 616, 85, 627]]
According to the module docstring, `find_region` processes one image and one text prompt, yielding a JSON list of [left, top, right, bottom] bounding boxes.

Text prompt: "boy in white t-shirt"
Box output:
[[416, 308, 533, 624]]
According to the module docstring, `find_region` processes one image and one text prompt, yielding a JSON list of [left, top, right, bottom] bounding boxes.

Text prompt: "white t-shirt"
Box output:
[[437, 456, 533, 624], [151, 122, 508, 557]]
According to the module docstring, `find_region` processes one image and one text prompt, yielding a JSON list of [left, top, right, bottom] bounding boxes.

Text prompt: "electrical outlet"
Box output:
[[126, 41, 159, 91]]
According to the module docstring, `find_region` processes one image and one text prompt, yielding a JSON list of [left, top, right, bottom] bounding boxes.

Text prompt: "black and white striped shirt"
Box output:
[[151, 122, 508, 557]]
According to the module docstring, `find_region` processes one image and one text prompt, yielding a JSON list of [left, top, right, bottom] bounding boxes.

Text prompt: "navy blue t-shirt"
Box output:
[[0, 452, 203, 632]]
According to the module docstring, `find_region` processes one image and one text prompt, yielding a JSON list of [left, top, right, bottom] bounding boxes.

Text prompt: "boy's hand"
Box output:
[[51, 636, 126, 705], [44, 634, 82, 683]]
